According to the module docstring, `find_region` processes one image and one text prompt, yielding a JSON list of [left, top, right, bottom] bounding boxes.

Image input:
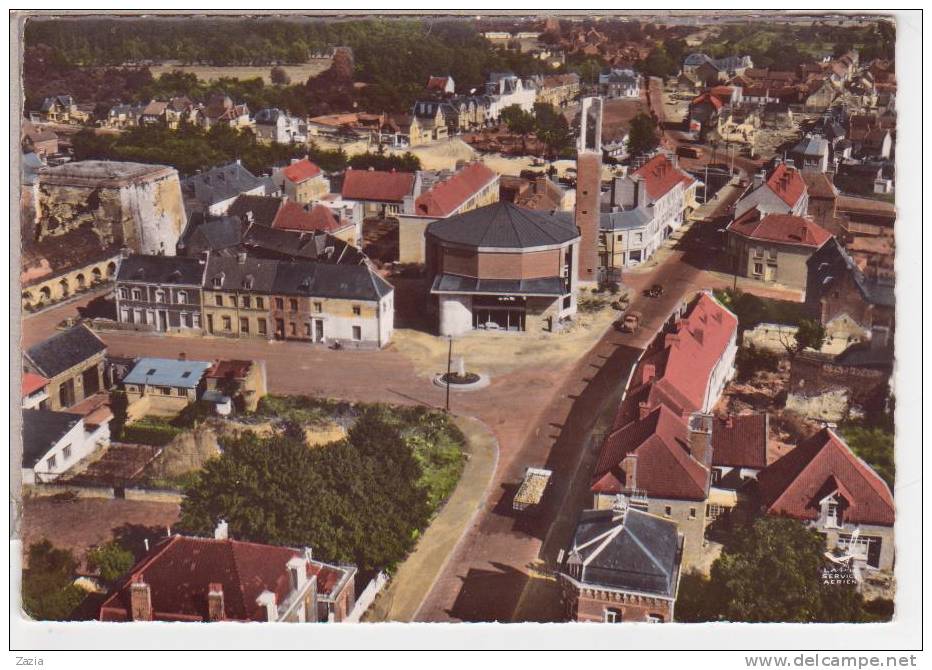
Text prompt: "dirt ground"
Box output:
[[390, 294, 621, 378], [149, 60, 331, 84], [20, 496, 180, 571]]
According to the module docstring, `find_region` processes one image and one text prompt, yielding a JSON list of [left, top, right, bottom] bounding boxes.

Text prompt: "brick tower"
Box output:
[[575, 96, 603, 285]]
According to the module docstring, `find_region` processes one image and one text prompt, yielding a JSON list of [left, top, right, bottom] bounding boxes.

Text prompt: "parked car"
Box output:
[[676, 145, 701, 159], [616, 310, 642, 333]]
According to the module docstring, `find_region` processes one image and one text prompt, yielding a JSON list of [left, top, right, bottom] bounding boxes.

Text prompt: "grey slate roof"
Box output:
[[184, 162, 264, 207], [116, 254, 207, 286], [241, 225, 365, 264], [599, 206, 653, 231], [426, 201, 579, 250], [806, 238, 895, 310], [123, 357, 212, 388], [179, 215, 245, 255], [792, 135, 830, 157], [22, 409, 82, 469], [204, 254, 280, 293], [566, 507, 681, 598], [431, 274, 566, 297], [25, 325, 107, 379], [227, 194, 285, 228]]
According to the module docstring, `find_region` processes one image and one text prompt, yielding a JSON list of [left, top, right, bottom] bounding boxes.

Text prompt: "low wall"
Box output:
[[23, 482, 184, 503], [345, 571, 389, 623]]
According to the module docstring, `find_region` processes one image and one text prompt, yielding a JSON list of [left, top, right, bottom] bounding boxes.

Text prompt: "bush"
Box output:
[[22, 540, 86, 621], [735, 344, 780, 382], [840, 424, 894, 488], [86, 541, 135, 583], [172, 400, 215, 429], [121, 417, 182, 446]]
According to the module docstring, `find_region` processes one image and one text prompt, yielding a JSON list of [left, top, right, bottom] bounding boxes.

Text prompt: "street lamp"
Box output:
[[445, 335, 453, 413]]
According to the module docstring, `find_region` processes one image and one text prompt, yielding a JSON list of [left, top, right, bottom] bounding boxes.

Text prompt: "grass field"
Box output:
[[149, 60, 331, 84]]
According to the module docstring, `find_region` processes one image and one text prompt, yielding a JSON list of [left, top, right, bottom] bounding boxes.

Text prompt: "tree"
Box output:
[[840, 425, 894, 488], [626, 112, 660, 158], [270, 66, 290, 86], [735, 344, 780, 382], [178, 409, 436, 573], [499, 104, 536, 153], [21, 540, 86, 621], [641, 46, 676, 79], [533, 102, 574, 159], [790, 318, 828, 355], [86, 541, 135, 583], [682, 517, 871, 622]]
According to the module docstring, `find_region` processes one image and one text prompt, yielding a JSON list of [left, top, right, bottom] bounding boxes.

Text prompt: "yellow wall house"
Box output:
[[122, 357, 212, 419], [24, 324, 108, 411]]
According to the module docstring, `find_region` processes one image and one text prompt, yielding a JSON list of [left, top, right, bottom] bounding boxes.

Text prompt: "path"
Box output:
[[364, 416, 498, 622]]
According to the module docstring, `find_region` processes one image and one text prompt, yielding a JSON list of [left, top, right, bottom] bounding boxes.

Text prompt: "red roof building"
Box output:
[[728, 210, 832, 249], [766, 163, 808, 208], [341, 169, 415, 205], [630, 153, 695, 203], [756, 428, 894, 528], [711, 413, 768, 471], [272, 200, 349, 235], [22, 372, 49, 399], [98, 533, 357, 623], [414, 162, 499, 217], [281, 158, 322, 185]]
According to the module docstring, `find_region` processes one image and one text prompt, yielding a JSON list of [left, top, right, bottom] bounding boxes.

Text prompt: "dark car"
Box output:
[[643, 284, 664, 298]]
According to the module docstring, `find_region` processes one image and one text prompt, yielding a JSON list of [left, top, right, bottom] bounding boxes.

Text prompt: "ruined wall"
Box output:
[[119, 172, 186, 254]]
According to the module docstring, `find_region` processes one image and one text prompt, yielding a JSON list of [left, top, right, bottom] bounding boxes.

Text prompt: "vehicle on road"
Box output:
[[513, 467, 552, 515], [677, 145, 702, 159], [616, 310, 642, 334], [643, 284, 664, 298]]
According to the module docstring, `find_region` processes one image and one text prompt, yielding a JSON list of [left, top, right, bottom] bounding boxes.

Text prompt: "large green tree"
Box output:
[[675, 518, 871, 623], [626, 112, 660, 158], [178, 410, 435, 572], [21, 540, 86, 621]]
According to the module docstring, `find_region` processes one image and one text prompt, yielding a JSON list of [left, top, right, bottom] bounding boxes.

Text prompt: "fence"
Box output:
[[24, 481, 184, 504]]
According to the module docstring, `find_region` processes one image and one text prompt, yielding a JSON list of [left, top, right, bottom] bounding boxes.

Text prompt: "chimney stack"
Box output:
[[687, 412, 714, 466], [207, 583, 225, 621], [575, 96, 604, 285], [638, 401, 652, 420], [621, 454, 638, 491], [287, 555, 308, 593], [636, 176, 648, 208], [256, 590, 277, 622], [214, 519, 229, 540], [130, 574, 153, 621]]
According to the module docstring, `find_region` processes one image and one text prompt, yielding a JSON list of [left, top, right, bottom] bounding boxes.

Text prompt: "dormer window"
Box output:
[[213, 273, 225, 288]]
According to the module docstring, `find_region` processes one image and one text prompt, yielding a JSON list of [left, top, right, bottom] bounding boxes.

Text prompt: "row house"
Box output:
[[725, 209, 832, 293], [598, 152, 697, 270], [201, 253, 394, 348], [588, 292, 739, 568], [536, 73, 581, 108], [756, 427, 894, 573], [99, 526, 357, 623], [485, 72, 538, 118], [397, 162, 500, 263], [115, 255, 208, 333], [411, 101, 451, 142]]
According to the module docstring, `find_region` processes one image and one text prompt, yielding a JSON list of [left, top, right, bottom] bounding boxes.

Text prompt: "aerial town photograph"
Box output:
[[9, 7, 921, 659]]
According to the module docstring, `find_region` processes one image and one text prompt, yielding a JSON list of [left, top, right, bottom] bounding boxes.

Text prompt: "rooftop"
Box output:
[[427, 201, 579, 250], [728, 210, 832, 249], [630, 153, 694, 202], [39, 160, 175, 187], [281, 158, 322, 184], [414, 162, 498, 217], [712, 413, 768, 470], [184, 161, 264, 207], [116, 255, 207, 286], [123, 358, 213, 389], [25, 325, 107, 380], [22, 409, 82, 468], [341, 169, 415, 203]]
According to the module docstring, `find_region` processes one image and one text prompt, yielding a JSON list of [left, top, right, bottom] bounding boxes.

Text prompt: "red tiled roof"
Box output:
[[801, 172, 838, 200], [341, 169, 415, 203], [206, 359, 252, 380], [591, 404, 708, 501], [414, 162, 498, 217], [728, 210, 832, 248], [765, 163, 807, 208], [281, 158, 322, 184], [427, 76, 452, 91], [691, 92, 724, 110], [272, 200, 347, 234], [22, 372, 49, 397], [99, 536, 348, 622], [756, 428, 894, 526], [709, 85, 734, 99], [712, 413, 768, 469], [631, 153, 695, 202]]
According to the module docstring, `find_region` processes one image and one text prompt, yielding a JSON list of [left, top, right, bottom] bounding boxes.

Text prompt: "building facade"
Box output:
[[115, 255, 207, 333], [24, 325, 108, 411]]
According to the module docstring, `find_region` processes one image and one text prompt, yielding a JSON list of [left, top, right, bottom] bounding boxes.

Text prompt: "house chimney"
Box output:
[[207, 583, 225, 621], [214, 519, 229, 540], [641, 363, 656, 385], [687, 412, 714, 466], [130, 574, 153, 621], [287, 555, 308, 593], [256, 590, 277, 622], [664, 333, 681, 348], [638, 401, 652, 420], [237, 252, 247, 265], [636, 176, 648, 208], [621, 454, 638, 491]]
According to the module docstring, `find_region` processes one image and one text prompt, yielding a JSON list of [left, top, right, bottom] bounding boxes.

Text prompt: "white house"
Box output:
[[254, 108, 308, 144], [22, 408, 110, 484]]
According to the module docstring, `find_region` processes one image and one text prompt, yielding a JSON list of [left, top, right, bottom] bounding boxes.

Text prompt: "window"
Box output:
[[193, 313, 201, 329], [241, 295, 251, 308], [289, 322, 297, 336], [212, 275, 224, 288], [46, 455, 57, 470], [352, 305, 361, 316], [706, 503, 725, 520], [711, 469, 722, 485], [314, 302, 323, 313], [753, 247, 764, 258], [646, 614, 663, 623], [275, 298, 284, 310], [120, 288, 129, 299], [304, 323, 312, 337], [178, 290, 187, 304], [207, 314, 214, 333], [215, 295, 223, 306], [154, 289, 165, 303], [826, 501, 840, 528], [258, 318, 267, 335], [689, 507, 697, 520], [229, 296, 237, 307], [616, 234, 624, 242], [160, 386, 172, 396], [181, 312, 191, 328], [132, 289, 142, 301], [768, 248, 778, 260], [62, 445, 72, 461], [603, 608, 622, 623], [753, 262, 764, 276], [664, 505, 672, 517], [256, 297, 265, 309], [240, 317, 249, 334], [634, 232, 643, 244], [222, 316, 232, 331], [352, 326, 362, 341], [290, 299, 298, 312]]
